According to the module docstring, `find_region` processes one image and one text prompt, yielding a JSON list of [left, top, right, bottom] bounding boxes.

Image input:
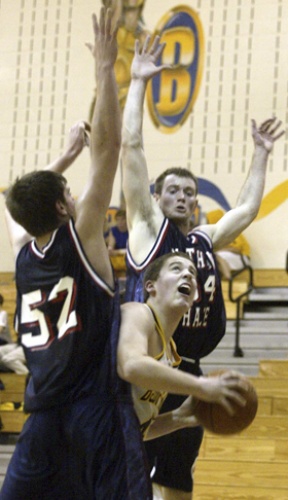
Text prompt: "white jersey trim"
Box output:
[[30, 221, 114, 297], [68, 220, 115, 297], [126, 218, 170, 272], [190, 228, 213, 250]]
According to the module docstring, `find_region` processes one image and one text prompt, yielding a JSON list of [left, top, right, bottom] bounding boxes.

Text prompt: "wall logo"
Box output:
[[147, 5, 204, 134]]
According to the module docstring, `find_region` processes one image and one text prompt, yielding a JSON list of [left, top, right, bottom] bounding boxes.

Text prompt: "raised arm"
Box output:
[[44, 121, 89, 174], [76, 7, 121, 285], [5, 121, 88, 260], [121, 36, 170, 262], [200, 117, 285, 250]]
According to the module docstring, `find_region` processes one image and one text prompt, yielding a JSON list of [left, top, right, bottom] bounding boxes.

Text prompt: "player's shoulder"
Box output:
[[121, 302, 153, 323]]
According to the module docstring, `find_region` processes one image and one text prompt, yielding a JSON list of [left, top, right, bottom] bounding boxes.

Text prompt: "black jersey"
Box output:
[[125, 217, 225, 360], [16, 219, 126, 412]]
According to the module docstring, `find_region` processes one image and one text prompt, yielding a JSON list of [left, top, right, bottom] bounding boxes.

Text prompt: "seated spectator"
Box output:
[[0, 294, 13, 345], [108, 209, 129, 279], [107, 209, 129, 252], [0, 342, 28, 375]]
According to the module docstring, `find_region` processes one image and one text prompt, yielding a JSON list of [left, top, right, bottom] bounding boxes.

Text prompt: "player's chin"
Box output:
[[173, 211, 189, 221], [178, 293, 193, 308]]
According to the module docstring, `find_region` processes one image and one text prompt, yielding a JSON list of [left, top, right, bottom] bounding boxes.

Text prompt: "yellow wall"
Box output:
[[0, 0, 287, 270]]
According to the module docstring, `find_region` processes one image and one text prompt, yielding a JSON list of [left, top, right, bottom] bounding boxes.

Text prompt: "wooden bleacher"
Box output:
[[194, 359, 288, 500], [0, 274, 26, 434], [0, 373, 28, 434], [221, 280, 248, 319], [221, 267, 288, 320]]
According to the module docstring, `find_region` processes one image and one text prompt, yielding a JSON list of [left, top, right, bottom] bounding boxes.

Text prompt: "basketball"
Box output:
[[193, 372, 258, 435]]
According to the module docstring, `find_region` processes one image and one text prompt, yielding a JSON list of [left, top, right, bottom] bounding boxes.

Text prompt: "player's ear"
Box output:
[[55, 200, 68, 215], [145, 280, 156, 297], [153, 192, 160, 202]]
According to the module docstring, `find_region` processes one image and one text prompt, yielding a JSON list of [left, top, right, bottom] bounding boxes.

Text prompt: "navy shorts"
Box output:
[[0, 395, 152, 500], [145, 361, 204, 493]]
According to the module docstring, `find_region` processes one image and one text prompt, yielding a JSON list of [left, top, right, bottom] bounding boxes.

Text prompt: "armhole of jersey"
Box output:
[[68, 220, 115, 297], [190, 228, 213, 250], [170, 339, 181, 367], [126, 218, 170, 272]]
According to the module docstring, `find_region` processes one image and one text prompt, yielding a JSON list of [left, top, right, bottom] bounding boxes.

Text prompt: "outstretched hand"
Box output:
[[131, 35, 171, 81], [67, 121, 90, 153], [252, 116, 285, 153], [86, 6, 118, 70]]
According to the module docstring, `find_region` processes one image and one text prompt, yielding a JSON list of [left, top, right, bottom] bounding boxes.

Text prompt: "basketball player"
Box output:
[[121, 35, 285, 499], [118, 252, 248, 440], [1, 8, 151, 500]]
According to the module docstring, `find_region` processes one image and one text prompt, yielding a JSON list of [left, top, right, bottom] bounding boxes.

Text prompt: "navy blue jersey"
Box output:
[[16, 219, 128, 412], [125, 218, 225, 360]]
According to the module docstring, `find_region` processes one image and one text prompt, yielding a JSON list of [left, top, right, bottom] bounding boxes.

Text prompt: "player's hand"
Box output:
[[197, 371, 248, 416], [86, 6, 118, 71], [172, 396, 200, 427], [131, 35, 171, 81], [251, 116, 285, 153], [67, 121, 90, 154]]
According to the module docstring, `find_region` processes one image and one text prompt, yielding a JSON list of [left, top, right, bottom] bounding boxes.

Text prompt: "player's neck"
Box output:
[[35, 231, 54, 251], [173, 218, 190, 236], [148, 300, 185, 341]]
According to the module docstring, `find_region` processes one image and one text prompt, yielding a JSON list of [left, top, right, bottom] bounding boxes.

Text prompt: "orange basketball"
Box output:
[[193, 372, 258, 435]]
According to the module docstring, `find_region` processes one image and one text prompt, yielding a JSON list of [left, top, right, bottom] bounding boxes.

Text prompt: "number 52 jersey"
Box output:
[[15, 219, 120, 413]]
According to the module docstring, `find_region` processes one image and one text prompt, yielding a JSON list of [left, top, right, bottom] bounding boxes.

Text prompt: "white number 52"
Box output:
[[21, 276, 79, 349]]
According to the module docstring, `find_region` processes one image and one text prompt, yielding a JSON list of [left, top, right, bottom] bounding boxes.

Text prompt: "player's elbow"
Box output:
[[117, 357, 139, 384], [121, 128, 142, 151]]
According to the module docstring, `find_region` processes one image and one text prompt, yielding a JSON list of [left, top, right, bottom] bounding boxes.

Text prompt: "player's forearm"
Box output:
[[145, 410, 198, 440], [119, 357, 202, 397], [236, 145, 269, 217], [122, 78, 146, 149], [91, 64, 121, 157], [45, 150, 80, 174]]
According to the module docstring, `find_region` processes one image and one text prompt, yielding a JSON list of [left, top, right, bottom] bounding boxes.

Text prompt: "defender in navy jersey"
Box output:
[[121, 35, 284, 498], [1, 7, 152, 500]]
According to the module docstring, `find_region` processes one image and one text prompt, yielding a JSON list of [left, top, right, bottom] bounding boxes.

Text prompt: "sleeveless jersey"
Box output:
[[132, 305, 181, 439], [16, 219, 129, 412], [125, 218, 226, 360]]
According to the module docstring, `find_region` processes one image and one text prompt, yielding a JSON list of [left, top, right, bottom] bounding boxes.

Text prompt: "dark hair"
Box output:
[[154, 167, 198, 196], [6, 170, 67, 237], [0, 294, 4, 306], [143, 251, 195, 301], [115, 209, 126, 218]]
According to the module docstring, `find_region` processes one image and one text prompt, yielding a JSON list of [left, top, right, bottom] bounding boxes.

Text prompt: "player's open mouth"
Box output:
[[178, 284, 191, 296]]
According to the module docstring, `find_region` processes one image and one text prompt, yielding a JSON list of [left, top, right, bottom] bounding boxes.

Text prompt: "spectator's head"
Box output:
[[0, 294, 4, 306], [115, 209, 128, 233]]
